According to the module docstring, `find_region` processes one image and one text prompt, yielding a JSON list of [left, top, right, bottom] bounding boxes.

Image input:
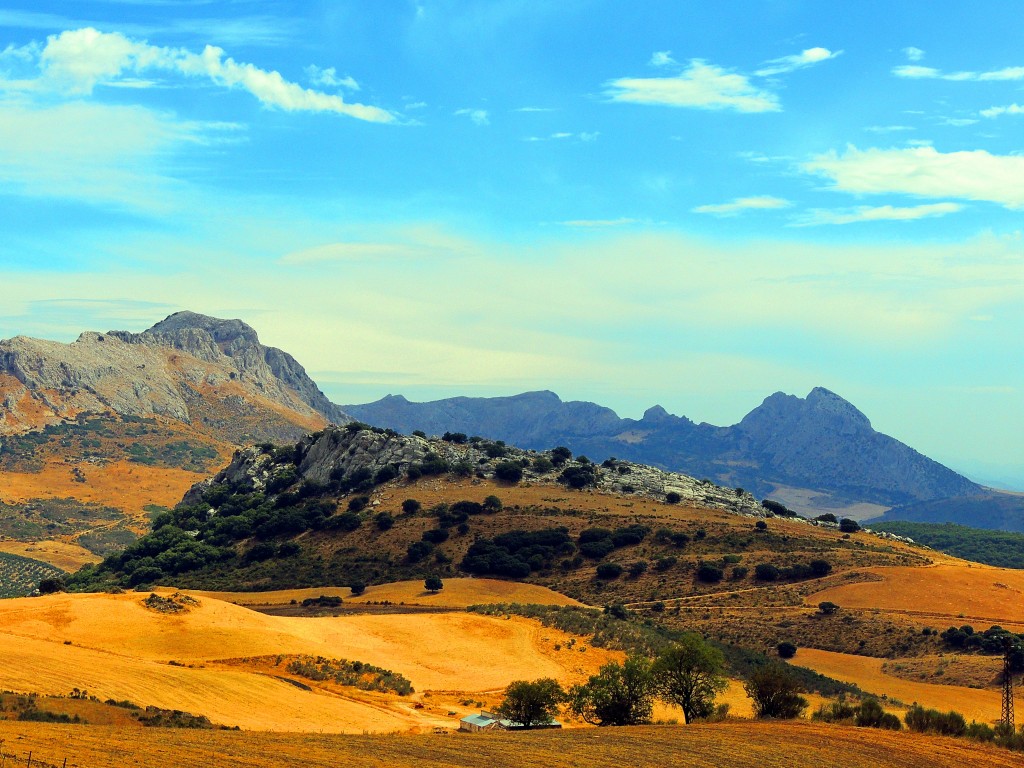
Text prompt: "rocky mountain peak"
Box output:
[[145, 311, 259, 345]]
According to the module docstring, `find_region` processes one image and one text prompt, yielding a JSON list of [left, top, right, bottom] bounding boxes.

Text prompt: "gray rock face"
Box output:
[[0, 312, 347, 441], [123, 311, 350, 424], [344, 388, 979, 507]]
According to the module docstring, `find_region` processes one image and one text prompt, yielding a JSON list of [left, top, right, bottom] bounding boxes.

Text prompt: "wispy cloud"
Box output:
[[793, 202, 964, 226], [981, 103, 1024, 118], [692, 196, 790, 216], [755, 47, 841, 77], [305, 65, 359, 91], [865, 125, 914, 133], [605, 59, 779, 113], [649, 50, 675, 67], [802, 145, 1024, 209], [524, 131, 599, 143], [903, 46, 925, 62], [893, 63, 1024, 81], [2, 27, 394, 122], [455, 107, 489, 125], [514, 106, 556, 112]]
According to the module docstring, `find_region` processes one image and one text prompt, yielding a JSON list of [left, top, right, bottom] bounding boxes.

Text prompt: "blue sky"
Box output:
[[0, 1, 1022, 488]]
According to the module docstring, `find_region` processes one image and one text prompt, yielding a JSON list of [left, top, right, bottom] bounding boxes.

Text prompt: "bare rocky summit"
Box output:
[[0, 311, 349, 443]]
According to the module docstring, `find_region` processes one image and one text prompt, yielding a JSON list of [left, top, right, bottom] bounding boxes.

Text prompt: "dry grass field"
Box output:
[[792, 648, 1016, 724], [0, 539, 97, 571], [807, 564, 1024, 627], [194, 578, 586, 609], [0, 459, 207, 520], [0, 590, 618, 732], [0, 720, 1019, 768]]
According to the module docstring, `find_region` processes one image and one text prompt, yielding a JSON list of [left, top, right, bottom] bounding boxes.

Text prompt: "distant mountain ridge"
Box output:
[[344, 387, 979, 509]]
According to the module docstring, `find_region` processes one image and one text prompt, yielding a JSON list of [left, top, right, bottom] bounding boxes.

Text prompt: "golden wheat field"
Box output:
[[0, 720, 1019, 768], [0, 590, 618, 733], [194, 578, 586, 608], [808, 563, 1024, 627]]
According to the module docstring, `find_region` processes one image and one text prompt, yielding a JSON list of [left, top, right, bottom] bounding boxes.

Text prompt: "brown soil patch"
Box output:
[[0, 720, 1018, 768], [808, 564, 1024, 627]]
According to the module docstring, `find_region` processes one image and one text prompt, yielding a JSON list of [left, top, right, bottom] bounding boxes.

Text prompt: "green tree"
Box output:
[[424, 575, 444, 592], [496, 679, 565, 728], [744, 663, 808, 719], [651, 634, 727, 723], [568, 656, 654, 726]]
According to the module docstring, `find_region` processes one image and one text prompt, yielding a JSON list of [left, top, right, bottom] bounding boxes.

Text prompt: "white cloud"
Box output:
[[802, 145, 1024, 209], [4, 27, 393, 122], [903, 46, 925, 62], [865, 125, 914, 133], [755, 47, 841, 77], [304, 65, 359, 91], [605, 59, 779, 113], [514, 106, 556, 112], [942, 117, 979, 127], [524, 131, 599, 143], [981, 103, 1024, 118], [793, 202, 964, 226], [649, 50, 675, 67], [455, 107, 489, 125], [893, 63, 1024, 81], [692, 196, 791, 216]]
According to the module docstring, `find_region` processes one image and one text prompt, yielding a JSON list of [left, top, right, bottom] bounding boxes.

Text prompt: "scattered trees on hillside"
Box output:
[[651, 634, 727, 723], [496, 679, 565, 728], [744, 663, 808, 719]]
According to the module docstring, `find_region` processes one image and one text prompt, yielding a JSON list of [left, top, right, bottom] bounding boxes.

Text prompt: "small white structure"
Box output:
[[459, 713, 499, 732]]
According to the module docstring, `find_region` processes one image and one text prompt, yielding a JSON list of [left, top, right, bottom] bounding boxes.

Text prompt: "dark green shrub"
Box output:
[[349, 581, 367, 596], [777, 642, 797, 659], [494, 461, 524, 483], [839, 518, 860, 533], [809, 559, 832, 577], [347, 495, 370, 512], [422, 528, 450, 544], [401, 499, 422, 515], [375, 512, 394, 530], [754, 563, 779, 581], [665, 491, 681, 504], [696, 563, 723, 583], [596, 563, 623, 580], [328, 512, 362, 532], [628, 561, 648, 578], [406, 541, 433, 563]]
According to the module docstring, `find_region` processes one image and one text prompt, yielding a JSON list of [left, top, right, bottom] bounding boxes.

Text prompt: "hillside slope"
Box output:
[[0, 312, 348, 575]]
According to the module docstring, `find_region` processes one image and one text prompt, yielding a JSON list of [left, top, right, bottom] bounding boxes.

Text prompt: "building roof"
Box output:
[[461, 714, 497, 727]]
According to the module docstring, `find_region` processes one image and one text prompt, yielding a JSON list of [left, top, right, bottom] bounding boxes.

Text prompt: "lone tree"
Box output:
[[568, 656, 654, 726], [424, 575, 444, 593], [651, 634, 727, 723], [496, 679, 565, 728], [744, 663, 808, 719]]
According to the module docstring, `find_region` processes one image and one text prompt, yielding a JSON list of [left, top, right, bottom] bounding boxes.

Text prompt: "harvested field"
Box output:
[[0, 539, 98, 571], [194, 578, 586, 608], [807, 564, 1024, 627], [792, 648, 1018, 724], [0, 720, 1018, 768], [0, 459, 206, 521], [0, 591, 617, 732]]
